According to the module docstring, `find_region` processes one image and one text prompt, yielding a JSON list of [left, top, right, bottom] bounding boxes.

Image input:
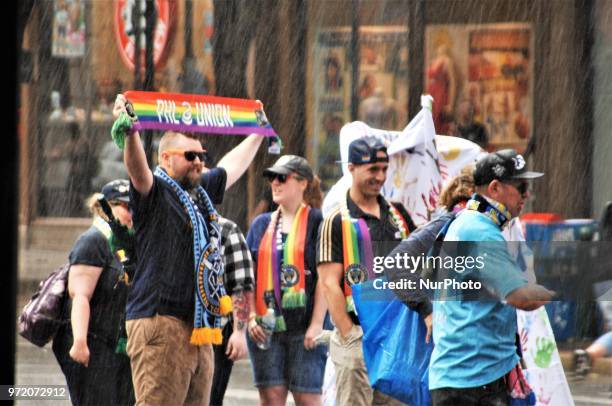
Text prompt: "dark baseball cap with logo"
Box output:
[[473, 149, 544, 186], [101, 179, 130, 203], [348, 136, 389, 165], [263, 155, 314, 181]]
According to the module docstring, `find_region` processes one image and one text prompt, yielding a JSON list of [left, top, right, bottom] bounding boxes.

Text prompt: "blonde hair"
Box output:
[[85, 193, 107, 219], [438, 165, 475, 210], [85, 193, 126, 221]]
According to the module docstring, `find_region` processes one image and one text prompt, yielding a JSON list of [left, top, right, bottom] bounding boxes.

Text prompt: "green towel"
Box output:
[[110, 112, 134, 150]]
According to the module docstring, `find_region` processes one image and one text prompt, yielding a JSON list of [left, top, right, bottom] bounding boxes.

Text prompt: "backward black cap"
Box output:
[[348, 136, 389, 165], [473, 149, 544, 186], [101, 179, 130, 203]]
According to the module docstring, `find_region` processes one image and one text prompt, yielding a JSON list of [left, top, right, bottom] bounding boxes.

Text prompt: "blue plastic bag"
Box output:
[[352, 279, 433, 406]]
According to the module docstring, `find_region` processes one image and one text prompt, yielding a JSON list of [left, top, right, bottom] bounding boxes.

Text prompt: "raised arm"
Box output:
[[217, 134, 264, 190], [113, 94, 153, 196]]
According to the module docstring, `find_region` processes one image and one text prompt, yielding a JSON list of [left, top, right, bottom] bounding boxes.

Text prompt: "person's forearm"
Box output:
[[310, 280, 328, 328], [231, 290, 250, 332], [124, 130, 153, 195], [217, 134, 264, 189], [321, 280, 353, 336], [507, 284, 553, 311], [70, 294, 91, 344]]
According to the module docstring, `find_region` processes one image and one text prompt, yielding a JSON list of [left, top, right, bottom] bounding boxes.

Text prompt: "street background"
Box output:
[[15, 225, 611, 406]]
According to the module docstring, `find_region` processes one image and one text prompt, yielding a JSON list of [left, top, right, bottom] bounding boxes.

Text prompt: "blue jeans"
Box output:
[[247, 331, 327, 393]]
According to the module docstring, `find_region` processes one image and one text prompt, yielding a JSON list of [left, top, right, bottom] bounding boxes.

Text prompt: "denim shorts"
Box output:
[[247, 331, 327, 393]]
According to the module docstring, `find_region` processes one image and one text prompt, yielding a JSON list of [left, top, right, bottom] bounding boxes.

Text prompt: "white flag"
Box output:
[[322, 95, 483, 225]]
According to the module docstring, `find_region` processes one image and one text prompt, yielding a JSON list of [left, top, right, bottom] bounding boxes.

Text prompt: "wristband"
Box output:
[[128, 120, 142, 136]]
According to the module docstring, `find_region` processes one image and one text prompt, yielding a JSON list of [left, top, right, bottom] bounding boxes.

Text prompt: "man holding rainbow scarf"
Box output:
[[317, 136, 416, 405], [112, 94, 265, 405]]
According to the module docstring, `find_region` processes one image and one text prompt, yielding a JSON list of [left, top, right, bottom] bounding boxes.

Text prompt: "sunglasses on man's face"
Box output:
[[506, 181, 529, 196], [166, 149, 208, 162]]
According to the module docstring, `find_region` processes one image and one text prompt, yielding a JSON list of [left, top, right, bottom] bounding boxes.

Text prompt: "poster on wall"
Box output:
[[52, 0, 86, 58], [425, 23, 533, 152], [311, 26, 409, 192]]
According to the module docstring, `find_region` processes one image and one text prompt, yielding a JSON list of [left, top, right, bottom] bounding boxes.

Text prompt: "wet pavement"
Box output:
[[14, 290, 610, 406]]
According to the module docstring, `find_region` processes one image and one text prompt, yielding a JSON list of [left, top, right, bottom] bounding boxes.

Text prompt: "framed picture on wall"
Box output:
[[52, 0, 86, 58], [310, 26, 409, 192], [425, 23, 533, 152]]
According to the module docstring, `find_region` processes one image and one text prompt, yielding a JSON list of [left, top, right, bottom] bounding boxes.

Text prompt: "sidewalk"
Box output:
[[16, 221, 612, 404], [18, 227, 612, 378]]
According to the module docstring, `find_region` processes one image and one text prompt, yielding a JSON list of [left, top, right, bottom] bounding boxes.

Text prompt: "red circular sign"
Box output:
[[114, 0, 176, 71]]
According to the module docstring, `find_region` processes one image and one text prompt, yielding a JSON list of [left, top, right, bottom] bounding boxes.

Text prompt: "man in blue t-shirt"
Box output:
[[429, 150, 554, 405], [113, 94, 265, 405]]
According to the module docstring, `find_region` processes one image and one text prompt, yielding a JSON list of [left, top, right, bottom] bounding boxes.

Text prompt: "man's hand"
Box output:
[[113, 94, 128, 118], [226, 330, 248, 361], [424, 313, 433, 344]]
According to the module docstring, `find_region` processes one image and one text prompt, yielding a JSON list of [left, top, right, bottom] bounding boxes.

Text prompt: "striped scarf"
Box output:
[[466, 193, 511, 229], [340, 196, 409, 313], [154, 167, 232, 345], [256, 205, 310, 331]]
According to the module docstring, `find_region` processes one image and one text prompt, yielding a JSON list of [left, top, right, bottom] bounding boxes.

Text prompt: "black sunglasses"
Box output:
[[506, 181, 529, 196], [165, 149, 208, 162], [185, 150, 208, 162], [264, 173, 289, 183]]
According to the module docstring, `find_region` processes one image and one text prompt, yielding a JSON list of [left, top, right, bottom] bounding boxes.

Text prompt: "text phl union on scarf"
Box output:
[[124, 90, 278, 137]]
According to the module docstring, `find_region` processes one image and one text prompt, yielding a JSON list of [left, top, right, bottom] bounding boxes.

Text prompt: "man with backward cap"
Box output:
[[317, 136, 416, 405]]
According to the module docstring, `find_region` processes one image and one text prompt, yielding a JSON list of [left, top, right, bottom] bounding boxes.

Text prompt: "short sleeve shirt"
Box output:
[[126, 167, 227, 322], [316, 193, 416, 324], [429, 209, 528, 390], [64, 225, 128, 346]]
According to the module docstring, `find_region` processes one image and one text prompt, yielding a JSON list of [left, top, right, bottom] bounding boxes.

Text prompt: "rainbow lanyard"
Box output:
[[256, 205, 310, 329], [340, 197, 409, 313]]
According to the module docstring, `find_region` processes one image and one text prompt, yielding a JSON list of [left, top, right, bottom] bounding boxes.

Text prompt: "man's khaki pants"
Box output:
[[126, 314, 214, 405], [330, 325, 407, 406]]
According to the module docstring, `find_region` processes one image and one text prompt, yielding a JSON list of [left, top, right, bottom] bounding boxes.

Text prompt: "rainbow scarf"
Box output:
[[154, 167, 232, 345], [340, 197, 409, 313], [256, 205, 310, 331], [124, 90, 277, 137]]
